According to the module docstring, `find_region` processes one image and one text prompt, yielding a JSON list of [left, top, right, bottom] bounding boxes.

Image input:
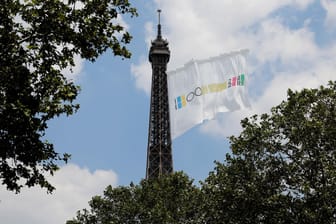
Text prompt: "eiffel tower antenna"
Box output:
[[157, 9, 162, 38]]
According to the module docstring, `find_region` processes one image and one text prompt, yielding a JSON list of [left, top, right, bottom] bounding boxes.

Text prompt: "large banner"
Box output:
[[167, 49, 250, 139]]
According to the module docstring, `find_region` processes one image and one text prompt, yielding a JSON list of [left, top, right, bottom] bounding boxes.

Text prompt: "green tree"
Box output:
[[0, 0, 137, 193], [67, 172, 203, 224], [202, 81, 336, 223]]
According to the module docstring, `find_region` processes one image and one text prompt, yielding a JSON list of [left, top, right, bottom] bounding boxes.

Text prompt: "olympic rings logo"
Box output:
[[186, 87, 202, 102], [174, 73, 246, 110], [175, 86, 203, 110]]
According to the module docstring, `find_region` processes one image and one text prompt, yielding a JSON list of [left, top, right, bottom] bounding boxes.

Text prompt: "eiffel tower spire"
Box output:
[[146, 10, 173, 179]]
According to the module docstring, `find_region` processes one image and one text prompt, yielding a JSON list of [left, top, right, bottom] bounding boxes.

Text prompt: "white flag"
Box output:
[[168, 49, 250, 139]]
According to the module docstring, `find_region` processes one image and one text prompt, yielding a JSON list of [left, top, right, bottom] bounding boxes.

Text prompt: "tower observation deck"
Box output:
[[146, 10, 173, 179]]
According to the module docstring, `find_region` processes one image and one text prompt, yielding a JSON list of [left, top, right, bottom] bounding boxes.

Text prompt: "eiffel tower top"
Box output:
[[149, 9, 170, 62]]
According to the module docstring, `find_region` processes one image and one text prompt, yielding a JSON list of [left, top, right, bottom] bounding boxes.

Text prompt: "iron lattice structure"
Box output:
[[146, 13, 173, 179]]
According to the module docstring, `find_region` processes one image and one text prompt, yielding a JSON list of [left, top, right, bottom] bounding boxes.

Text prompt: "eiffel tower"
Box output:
[[146, 10, 173, 179]]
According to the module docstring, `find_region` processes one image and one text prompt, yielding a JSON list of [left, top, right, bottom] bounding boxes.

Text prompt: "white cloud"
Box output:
[[131, 0, 317, 94], [292, 0, 315, 9], [132, 0, 336, 138], [144, 21, 156, 47], [130, 22, 155, 95], [321, 0, 336, 28], [200, 59, 336, 138], [113, 14, 131, 38], [62, 54, 85, 81], [157, 0, 315, 68], [0, 164, 118, 224], [63, 14, 130, 81], [251, 18, 319, 66], [131, 57, 152, 95]]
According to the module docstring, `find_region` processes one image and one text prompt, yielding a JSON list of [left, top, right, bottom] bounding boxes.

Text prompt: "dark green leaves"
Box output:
[[67, 82, 336, 223], [67, 172, 203, 224], [0, 0, 137, 193], [202, 81, 336, 223]]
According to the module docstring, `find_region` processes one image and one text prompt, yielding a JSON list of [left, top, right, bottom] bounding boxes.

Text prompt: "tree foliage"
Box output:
[[202, 81, 336, 223], [66, 172, 203, 224], [67, 82, 336, 223], [0, 0, 137, 192]]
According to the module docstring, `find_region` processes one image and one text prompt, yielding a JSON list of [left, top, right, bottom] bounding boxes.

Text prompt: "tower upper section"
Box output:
[[149, 10, 170, 63]]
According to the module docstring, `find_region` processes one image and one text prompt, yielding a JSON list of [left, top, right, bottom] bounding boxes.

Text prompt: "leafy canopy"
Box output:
[[67, 81, 336, 223], [0, 0, 137, 193], [202, 81, 336, 223], [67, 172, 203, 224]]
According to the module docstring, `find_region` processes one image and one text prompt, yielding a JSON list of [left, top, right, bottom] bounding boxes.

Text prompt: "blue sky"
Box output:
[[1, 0, 336, 223]]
